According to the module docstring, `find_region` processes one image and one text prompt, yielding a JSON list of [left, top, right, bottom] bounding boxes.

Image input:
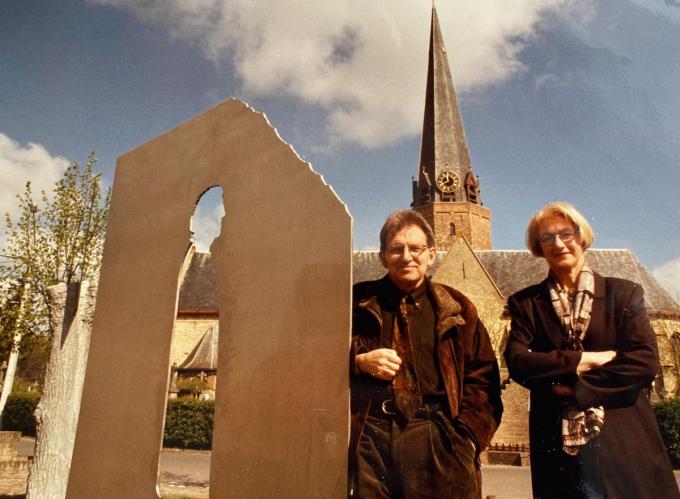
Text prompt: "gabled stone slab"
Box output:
[[67, 99, 351, 498]]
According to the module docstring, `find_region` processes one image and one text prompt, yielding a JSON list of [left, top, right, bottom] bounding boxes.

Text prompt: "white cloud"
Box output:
[[191, 192, 225, 253], [89, 0, 582, 147], [0, 133, 70, 250], [653, 258, 680, 303]]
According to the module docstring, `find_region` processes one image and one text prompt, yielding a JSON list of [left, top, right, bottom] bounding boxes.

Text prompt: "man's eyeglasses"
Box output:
[[539, 229, 580, 245], [384, 244, 430, 258]]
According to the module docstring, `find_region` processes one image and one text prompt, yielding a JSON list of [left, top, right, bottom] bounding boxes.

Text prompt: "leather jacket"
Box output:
[[349, 276, 503, 456]]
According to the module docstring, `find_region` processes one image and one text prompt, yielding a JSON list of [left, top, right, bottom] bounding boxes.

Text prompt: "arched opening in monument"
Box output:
[[189, 187, 225, 253], [160, 186, 224, 493]]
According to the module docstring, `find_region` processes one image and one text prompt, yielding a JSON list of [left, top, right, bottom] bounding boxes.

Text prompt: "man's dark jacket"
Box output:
[[349, 276, 503, 461]]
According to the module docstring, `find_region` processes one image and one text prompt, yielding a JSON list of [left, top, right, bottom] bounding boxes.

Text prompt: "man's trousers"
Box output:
[[356, 411, 477, 499]]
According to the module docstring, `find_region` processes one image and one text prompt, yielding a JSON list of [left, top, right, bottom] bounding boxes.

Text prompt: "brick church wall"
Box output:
[[416, 202, 492, 252], [490, 369, 530, 449], [170, 316, 218, 366], [651, 317, 680, 399]]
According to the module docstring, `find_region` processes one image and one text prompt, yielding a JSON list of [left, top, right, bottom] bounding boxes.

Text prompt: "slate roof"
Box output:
[[177, 324, 218, 371], [354, 249, 679, 312], [177, 252, 217, 311], [416, 5, 477, 205], [177, 249, 679, 313], [476, 249, 679, 311]]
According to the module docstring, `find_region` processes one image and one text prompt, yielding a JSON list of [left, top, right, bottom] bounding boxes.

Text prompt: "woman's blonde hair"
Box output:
[[525, 202, 594, 257]]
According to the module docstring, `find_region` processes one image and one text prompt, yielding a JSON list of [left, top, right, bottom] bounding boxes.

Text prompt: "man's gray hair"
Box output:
[[379, 210, 435, 251]]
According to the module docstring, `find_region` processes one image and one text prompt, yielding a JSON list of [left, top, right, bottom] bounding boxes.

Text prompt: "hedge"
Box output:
[[653, 398, 680, 467], [1, 392, 40, 436], [1, 394, 215, 449], [4, 392, 680, 460], [163, 398, 214, 450]]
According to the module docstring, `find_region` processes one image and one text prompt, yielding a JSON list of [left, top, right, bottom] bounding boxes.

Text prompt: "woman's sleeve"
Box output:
[[503, 294, 581, 390], [573, 283, 659, 410]]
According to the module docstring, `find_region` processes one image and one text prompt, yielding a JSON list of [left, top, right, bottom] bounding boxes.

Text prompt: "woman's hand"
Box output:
[[356, 349, 402, 381], [577, 350, 616, 375], [551, 351, 616, 398]]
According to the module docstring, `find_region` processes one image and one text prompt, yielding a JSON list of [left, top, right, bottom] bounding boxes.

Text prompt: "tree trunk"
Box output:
[[0, 280, 31, 422], [0, 331, 22, 421], [26, 281, 97, 499]]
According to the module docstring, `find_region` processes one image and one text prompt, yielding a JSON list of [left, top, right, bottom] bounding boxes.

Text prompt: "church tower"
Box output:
[[412, 5, 491, 251]]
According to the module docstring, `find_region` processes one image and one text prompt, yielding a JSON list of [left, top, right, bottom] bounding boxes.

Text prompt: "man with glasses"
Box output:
[[349, 210, 502, 499]]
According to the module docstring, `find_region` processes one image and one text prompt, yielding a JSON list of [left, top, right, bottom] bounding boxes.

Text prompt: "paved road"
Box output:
[[139, 450, 535, 498], [19, 438, 531, 497], [16, 437, 535, 498], [158, 448, 210, 497], [157, 457, 679, 499], [17, 438, 680, 498], [158, 452, 534, 498]]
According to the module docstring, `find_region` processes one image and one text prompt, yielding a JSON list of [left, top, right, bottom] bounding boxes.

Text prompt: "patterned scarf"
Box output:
[[548, 263, 604, 455]]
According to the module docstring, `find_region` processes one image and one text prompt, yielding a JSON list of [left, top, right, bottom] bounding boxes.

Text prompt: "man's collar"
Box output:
[[425, 279, 466, 338], [378, 275, 427, 310]]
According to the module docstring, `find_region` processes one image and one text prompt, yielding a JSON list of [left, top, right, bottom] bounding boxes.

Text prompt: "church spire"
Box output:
[[413, 4, 481, 207], [411, 4, 491, 251]]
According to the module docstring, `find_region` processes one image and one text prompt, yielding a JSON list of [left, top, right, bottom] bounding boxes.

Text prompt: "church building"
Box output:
[[170, 5, 680, 459]]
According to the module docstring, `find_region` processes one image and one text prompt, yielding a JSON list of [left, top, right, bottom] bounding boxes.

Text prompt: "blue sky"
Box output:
[[1, 0, 679, 298]]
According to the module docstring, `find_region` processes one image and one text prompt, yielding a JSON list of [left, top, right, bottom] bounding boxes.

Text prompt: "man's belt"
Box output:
[[373, 398, 447, 419]]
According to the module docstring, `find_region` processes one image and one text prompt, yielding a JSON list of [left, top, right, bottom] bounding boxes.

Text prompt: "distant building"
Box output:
[[411, 5, 490, 251], [170, 4, 680, 456]]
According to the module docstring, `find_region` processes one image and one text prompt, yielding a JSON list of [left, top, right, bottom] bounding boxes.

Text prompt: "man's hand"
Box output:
[[577, 350, 616, 375], [356, 349, 402, 381]]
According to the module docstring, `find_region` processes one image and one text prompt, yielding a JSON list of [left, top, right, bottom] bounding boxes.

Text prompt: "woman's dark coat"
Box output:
[[505, 272, 679, 499]]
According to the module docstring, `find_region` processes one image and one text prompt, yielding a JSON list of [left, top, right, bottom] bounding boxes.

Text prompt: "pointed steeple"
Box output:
[[411, 4, 491, 251], [413, 4, 481, 207]]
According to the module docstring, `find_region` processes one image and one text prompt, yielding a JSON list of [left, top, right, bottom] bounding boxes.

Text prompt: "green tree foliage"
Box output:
[[0, 282, 27, 355], [1, 392, 41, 436], [1, 152, 110, 353], [1, 395, 217, 447], [654, 398, 680, 467], [163, 399, 214, 450], [176, 377, 210, 399]]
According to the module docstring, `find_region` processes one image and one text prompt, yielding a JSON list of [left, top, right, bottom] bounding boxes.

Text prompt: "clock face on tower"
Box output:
[[435, 170, 460, 193]]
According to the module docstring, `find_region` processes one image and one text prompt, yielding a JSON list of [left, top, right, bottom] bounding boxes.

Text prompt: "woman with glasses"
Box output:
[[504, 202, 678, 499]]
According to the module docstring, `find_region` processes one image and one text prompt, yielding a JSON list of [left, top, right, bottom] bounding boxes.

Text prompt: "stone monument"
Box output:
[[66, 99, 352, 498]]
